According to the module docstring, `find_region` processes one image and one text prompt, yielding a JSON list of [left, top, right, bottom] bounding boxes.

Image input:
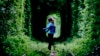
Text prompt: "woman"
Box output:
[[43, 17, 56, 50]]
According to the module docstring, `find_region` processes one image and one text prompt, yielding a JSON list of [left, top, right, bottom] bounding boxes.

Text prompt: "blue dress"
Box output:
[[44, 22, 55, 35]]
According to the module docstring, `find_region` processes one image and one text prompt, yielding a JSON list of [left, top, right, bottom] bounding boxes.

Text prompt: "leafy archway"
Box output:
[[31, 0, 72, 42]]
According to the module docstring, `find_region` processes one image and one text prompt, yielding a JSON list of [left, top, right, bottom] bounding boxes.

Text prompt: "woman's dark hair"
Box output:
[[48, 17, 54, 24]]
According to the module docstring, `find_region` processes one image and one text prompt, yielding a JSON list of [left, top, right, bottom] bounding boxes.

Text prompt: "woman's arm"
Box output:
[[43, 23, 51, 32]]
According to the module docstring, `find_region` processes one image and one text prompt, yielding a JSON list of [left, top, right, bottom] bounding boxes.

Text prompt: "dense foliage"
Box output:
[[0, 0, 100, 56]]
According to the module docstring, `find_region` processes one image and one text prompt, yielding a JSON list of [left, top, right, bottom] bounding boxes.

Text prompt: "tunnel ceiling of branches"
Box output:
[[31, 0, 72, 42]]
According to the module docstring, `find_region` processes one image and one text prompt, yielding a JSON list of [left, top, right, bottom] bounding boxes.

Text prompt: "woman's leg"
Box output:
[[48, 34, 53, 50]]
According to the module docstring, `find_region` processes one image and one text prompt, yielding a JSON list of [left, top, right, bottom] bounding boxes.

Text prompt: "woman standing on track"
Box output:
[[43, 17, 56, 50]]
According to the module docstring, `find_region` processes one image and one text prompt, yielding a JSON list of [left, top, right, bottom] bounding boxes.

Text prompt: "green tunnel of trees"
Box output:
[[0, 0, 100, 56], [31, 0, 72, 42]]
